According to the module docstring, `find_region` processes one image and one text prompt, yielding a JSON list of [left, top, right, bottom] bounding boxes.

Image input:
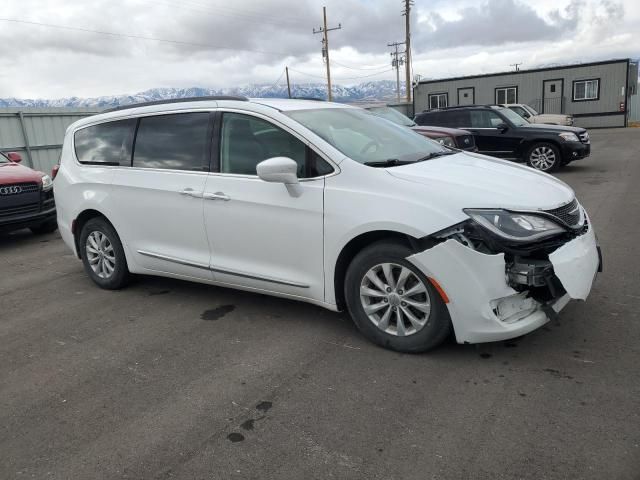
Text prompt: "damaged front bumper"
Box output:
[[408, 225, 600, 344]]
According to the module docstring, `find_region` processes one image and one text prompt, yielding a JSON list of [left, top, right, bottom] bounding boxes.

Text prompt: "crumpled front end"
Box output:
[[407, 213, 600, 344]]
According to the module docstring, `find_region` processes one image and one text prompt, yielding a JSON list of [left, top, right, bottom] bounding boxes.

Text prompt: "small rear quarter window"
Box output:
[[74, 119, 136, 166]]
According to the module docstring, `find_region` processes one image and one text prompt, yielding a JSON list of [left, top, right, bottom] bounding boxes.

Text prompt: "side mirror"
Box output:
[[496, 123, 509, 133], [6, 152, 22, 163], [256, 157, 299, 185]]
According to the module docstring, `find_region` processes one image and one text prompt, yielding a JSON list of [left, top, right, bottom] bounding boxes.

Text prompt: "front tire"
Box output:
[[344, 240, 451, 353], [79, 217, 130, 289], [526, 142, 561, 172]]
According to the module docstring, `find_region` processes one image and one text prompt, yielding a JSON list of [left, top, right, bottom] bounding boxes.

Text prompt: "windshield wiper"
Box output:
[[363, 158, 414, 167], [415, 150, 457, 162]]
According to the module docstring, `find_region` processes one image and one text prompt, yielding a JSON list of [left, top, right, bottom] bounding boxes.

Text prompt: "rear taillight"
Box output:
[[52, 164, 60, 179]]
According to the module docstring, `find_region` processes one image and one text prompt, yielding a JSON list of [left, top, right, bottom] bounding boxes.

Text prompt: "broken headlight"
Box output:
[[463, 209, 566, 243]]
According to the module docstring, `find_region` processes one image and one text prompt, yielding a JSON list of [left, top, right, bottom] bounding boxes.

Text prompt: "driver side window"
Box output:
[[220, 112, 332, 178], [470, 110, 504, 128]]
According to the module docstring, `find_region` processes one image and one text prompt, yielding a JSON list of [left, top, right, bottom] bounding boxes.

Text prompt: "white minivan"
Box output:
[[55, 97, 601, 352]]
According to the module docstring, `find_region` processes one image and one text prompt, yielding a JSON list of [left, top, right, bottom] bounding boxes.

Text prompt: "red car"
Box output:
[[365, 106, 477, 151], [0, 151, 57, 234]]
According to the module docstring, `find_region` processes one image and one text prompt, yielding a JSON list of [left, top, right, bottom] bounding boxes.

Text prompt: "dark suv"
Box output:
[[414, 105, 590, 172]]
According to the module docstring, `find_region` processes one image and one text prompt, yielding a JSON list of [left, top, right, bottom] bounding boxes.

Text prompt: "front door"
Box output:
[[202, 111, 328, 301], [463, 110, 520, 158], [542, 79, 563, 114], [111, 112, 213, 280]]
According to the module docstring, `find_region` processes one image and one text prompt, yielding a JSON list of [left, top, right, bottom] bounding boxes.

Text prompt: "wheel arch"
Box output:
[[333, 230, 421, 311], [72, 209, 115, 259]]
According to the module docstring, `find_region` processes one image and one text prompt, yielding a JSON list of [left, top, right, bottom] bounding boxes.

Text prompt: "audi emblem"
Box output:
[[0, 185, 23, 195]]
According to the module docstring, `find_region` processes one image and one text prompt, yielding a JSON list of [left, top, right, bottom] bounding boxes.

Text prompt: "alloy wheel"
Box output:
[[359, 263, 432, 336], [529, 146, 557, 171], [85, 231, 116, 279]]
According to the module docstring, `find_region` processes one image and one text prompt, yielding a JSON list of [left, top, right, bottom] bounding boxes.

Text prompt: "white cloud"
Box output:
[[0, 0, 636, 99]]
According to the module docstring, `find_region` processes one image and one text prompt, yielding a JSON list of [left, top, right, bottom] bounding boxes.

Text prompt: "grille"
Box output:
[[579, 132, 590, 144], [0, 182, 40, 194], [457, 134, 476, 150], [544, 199, 582, 227], [0, 203, 40, 217]]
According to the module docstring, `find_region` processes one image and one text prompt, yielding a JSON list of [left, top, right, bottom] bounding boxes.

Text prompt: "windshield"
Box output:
[[522, 104, 539, 116], [0, 153, 9, 164], [499, 108, 530, 127], [286, 107, 446, 164], [366, 106, 416, 127]]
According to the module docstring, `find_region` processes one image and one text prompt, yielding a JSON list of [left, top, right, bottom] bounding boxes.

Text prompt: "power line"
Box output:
[[134, 0, 305, 29], [288, 67, 393, 81], [330, 59, 390, 71], [0, 18, 288, 56]]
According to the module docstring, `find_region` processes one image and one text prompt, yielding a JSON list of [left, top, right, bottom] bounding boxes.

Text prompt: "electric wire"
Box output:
[[0, 18, 288, 56]]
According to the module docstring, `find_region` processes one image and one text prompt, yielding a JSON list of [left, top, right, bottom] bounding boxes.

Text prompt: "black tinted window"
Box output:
[[415, 112, 442, 126], [470, 110, 504, 128], [448, 110, 470, 127], [220, 112, 332, 178], [133, 113, 210, 171], [74, 119, 136, 165]]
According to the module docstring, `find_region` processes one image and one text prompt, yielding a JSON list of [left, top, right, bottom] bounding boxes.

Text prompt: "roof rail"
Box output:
[[101, 95, 249, 113]]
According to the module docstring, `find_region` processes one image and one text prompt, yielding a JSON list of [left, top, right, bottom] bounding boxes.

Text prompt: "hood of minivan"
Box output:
[[521, 123, 585, 134], [386, 152, 574, 211]]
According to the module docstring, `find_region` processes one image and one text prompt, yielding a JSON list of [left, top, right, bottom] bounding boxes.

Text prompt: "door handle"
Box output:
[[180, 188, 203, 198], [203, 192, 230, 201]]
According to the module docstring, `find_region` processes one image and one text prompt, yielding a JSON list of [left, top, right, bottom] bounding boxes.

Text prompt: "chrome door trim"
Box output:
[[138, 249, 210, 270], [208, 266, 309, 288], [137, 249, 309, 288]]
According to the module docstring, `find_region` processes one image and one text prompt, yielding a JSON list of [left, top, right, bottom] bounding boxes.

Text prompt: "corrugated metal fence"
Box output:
[[0, 108, 99, 173], [630, 95, 640, 123]]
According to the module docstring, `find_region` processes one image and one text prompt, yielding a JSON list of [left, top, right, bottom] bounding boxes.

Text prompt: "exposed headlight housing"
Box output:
[[41, 174, 53, 190], [435, 136, 455, 148], [464, 209, 567, 243], [559, 132, 579, 142]]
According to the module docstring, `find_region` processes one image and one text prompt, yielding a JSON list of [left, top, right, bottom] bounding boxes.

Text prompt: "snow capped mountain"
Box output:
[[0, 80, 407, 108]]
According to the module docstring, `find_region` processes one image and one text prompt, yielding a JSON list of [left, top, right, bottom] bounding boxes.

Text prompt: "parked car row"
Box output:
[[52, 96, 600, 354], [413, 105, 590, 172]]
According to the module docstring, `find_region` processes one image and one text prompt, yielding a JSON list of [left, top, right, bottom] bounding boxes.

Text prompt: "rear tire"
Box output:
[[526, 142, 561, 172], [79, 217, 130, 290], [30, 219, 58, 235], [344, 240, 451, 353]]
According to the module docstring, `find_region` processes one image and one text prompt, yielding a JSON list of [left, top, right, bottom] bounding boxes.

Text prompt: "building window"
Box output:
[[495, 86, 517, 104], [428, 93, 448, 109], [573, 79, 599, 101], [550, 84, 556, 93]]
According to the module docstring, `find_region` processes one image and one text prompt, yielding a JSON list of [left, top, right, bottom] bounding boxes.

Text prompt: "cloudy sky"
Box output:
[[0, 0, 638, 99]]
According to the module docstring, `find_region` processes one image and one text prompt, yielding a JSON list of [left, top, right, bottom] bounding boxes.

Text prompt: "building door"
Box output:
[[458, 87, 474, 105], [542, 79, 563, 114]]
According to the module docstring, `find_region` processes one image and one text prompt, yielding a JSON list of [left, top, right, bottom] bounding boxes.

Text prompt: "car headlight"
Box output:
[[559, 132, 579, 142], [436, 136, 455, 148], [464, 209, 566, 242], [41, 174, 53, 190]]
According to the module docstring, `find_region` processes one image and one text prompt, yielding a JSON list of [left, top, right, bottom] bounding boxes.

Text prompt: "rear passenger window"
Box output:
[[133, 113, 210, 171], [74, 119, 136, 166]]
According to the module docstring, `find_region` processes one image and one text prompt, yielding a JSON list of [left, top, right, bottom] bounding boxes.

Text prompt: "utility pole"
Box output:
[[313, 6, 341, 101], [510, 63, 522, 72], [285, 66, 291, 98], [388, 41, 406, 103], [402, 0, 413, 104]]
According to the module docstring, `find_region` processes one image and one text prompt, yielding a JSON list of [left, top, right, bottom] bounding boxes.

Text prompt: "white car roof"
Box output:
[[69, 97, 354, 131]]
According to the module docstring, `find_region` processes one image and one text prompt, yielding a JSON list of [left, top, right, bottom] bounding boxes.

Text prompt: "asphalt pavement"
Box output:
[[1, 128, 639, 479]]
